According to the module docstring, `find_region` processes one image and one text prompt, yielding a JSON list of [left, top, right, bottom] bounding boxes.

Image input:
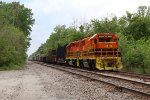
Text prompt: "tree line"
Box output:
[[0, 1, 35, 70], [31, 6, 150, 74]]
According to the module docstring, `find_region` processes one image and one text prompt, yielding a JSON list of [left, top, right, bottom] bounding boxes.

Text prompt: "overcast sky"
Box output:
[[3, 0, 150, 56]]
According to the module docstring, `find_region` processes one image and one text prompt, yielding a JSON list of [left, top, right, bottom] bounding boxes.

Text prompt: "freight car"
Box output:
[[56, 44, 67, 63], [33, 33, 123, 71], [38, 45, 67, 64]]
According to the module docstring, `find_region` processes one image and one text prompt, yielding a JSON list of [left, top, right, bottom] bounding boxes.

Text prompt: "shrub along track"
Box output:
[[36, 62, 150, 98]]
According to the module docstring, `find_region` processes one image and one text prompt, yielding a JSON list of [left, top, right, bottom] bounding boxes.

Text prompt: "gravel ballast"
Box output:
[[0, 61, 148, 100]]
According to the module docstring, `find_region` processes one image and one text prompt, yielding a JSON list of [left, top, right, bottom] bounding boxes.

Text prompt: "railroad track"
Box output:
[[36, 62, 150, 97], [114, 71, 150, 82]]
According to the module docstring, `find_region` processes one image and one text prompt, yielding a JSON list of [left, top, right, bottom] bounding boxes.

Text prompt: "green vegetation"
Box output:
[[31, 6, 150, 74], [0, 1, 35, 70], [119, 6, 150, 74]]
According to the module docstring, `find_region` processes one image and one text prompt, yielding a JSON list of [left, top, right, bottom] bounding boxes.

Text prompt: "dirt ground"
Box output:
[[0, 61, 148, 100]]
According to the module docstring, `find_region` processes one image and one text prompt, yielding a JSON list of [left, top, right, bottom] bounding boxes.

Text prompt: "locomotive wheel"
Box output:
[[79, 60, 84, 68], [90, 60, 96, 69], [66, 60, 69, 65], [88, 60, 95, 69], [72, 59, 77, 67], [91, 60, 96, 69]]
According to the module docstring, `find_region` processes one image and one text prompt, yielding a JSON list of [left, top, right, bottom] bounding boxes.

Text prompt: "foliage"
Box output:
[[33, 25, 85, 55], [0, 25, 26, 68], [119, 35, 150, 74], [0, 1, 35, 47], [90, 17, 120, 34], [0, 1, 35, 70], [120, 6, 150, 40]]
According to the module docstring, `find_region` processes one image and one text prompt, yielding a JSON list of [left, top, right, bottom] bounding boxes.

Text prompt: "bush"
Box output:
[[119, 35, 150, 74], [0, 25, 27, 69]]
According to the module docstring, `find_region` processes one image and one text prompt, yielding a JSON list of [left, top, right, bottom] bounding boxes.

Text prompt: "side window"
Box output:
[[94, 39, 97, 44]]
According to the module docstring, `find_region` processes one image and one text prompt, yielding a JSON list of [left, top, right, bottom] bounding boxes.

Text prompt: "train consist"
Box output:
[[32, 33, 123, 70]]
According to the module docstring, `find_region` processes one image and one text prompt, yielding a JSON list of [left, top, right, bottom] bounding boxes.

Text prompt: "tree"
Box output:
[[123, 6, 150, 40], [0, 2, 35, 47], [0, 1, 35, 69], [91, 16, 120, 34]]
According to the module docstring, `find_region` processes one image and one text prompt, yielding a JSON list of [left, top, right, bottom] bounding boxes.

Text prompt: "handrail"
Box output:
[[66, 49, 121, 57]]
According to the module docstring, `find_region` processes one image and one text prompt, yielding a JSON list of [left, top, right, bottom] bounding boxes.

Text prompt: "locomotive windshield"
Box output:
[[99, 36, 112, 42]]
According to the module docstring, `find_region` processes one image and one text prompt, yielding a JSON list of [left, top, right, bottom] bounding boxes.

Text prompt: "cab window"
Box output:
[[99, 36, 104, 42], [106, 36, 112, 42], [99, 36, 112, 42]]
